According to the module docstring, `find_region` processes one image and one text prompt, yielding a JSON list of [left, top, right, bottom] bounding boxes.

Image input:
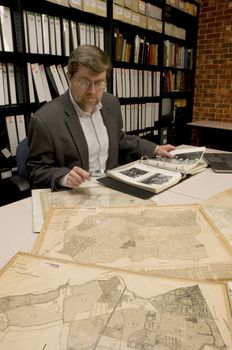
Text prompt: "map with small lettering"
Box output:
[[0, 253, 231, 349], [201, 188, 232, 246], [34, 205, 232, 281], [32, 185, 156, 232]]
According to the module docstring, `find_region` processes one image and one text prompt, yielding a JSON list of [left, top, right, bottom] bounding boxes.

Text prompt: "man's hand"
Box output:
[[155, 144, 176, 158], [66, 166, 91, 188]]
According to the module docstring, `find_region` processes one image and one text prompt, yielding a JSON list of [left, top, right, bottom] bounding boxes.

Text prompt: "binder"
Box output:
[[5, 116, 18, 155], [54, 17, 62, 55], [62, 18, 70, 56], [70, 20, 78, 51], [62, 65, 69, 85], [15, 115, 26, 142], [78, 23, 87, 45], [89, 25, 95, 45], [14, 65, 25, 104], [57, 64, 69, 91], [42, 14, 50, 54], [7, 63, 17, 104], [27, 62, 35, 103], [85, 24, 91, 45], [116, 68, 123, 98], [39, 64, 52, 101], [2, 63, 9, 105], [0, 6, 13, 51], [35, 13, 43, 54], [99, 26, 104, 50], [31, 63, 46, 103], [27, 12, 38, 53], [23, 11, 29, 52], [47, 65, 65, 96], [0, 63, 5, 105], [48, 16, 56, 55], [94, 26, 100, 48]]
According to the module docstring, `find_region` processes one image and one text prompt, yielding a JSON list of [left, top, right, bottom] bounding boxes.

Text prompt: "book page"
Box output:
[[107, 162, 182, 193], [144, 146, 206, 174], [0, 252, 231, 349], [33, 204, 232, 282]]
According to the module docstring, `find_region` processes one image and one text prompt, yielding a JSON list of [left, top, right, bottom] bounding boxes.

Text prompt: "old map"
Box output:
[[201, 188, 232, 247], [33, 204, 232, 281], [0, 252, 231, 349], [32, 185, 155, 232]]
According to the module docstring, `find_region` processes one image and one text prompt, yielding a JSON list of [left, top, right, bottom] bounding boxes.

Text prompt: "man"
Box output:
[[27, 45, 175, 190]]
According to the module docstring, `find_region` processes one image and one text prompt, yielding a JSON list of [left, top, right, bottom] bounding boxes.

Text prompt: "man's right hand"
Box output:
[[66, 166, 91, 188]]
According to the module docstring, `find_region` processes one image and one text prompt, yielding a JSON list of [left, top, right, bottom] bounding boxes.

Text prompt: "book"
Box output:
[[104, 146, 207, 194]]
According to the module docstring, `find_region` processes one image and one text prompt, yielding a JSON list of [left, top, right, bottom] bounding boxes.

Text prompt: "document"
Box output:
[[31, 185, 156, 232], [33, 204, 232, 281], [1, 252, 231, 349]]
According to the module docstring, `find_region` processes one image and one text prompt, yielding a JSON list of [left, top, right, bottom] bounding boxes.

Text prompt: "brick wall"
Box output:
[[193, 0, 232, 122]]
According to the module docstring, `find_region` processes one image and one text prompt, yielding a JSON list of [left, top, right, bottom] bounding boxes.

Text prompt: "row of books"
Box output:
[[113, 68, 161, 99], [162, 70, 188, 92], [46, 0, 107, 17], [0, 6, 14, 52], [121, 102, 159, 132], [164, 40, 194, 69], [134, 35, 158, 65], [28, 62, 69, 103], [114, 30, 158, 65], [23, 11, 104, 56]]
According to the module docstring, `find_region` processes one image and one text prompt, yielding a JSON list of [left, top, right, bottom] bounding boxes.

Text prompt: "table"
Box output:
[[187, 120, 232, 150], [0, 165, 231, 269]]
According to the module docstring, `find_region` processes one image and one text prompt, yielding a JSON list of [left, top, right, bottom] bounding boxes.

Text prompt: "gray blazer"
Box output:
[[27, 91, 157, 190]]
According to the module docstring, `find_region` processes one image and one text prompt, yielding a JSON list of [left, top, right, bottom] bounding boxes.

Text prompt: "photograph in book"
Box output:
[[33, 204, 232, 281], [0, 252, 231, 350], [106, 146, 207, 194], [143, 146, 207, 174], [106, 162, 182, 193]]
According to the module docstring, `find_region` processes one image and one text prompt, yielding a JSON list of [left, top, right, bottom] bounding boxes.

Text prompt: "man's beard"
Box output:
[[79, 94, 99, 112]]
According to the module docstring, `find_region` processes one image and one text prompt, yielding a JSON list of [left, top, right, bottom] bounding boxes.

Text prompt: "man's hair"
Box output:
[[68, 45, 112, 77]]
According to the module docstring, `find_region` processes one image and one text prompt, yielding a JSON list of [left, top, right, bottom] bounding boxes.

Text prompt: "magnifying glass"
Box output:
[[89, 169, 106, 177]]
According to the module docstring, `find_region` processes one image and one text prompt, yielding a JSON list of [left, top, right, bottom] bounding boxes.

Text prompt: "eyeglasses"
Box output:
[[77, 80, 107, 91]]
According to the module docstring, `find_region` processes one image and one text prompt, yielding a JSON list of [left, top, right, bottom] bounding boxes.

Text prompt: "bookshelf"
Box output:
[[0, 0, 200, 193]]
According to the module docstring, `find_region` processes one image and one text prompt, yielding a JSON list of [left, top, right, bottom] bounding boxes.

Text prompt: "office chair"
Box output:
[[9, 137, 31, 193]]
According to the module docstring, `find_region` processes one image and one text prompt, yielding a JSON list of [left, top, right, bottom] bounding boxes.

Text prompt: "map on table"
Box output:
[[0, 252, 231, 350], [32, 185, 156, 232], [33, 204, 232, 281], [201, 187, 232, 247]]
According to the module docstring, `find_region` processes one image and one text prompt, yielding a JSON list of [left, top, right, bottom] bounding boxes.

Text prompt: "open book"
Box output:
[[105, 146, 207, 194]]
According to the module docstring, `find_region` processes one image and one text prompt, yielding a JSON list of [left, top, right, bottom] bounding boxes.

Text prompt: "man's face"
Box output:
[[69, 64, 107, 113]]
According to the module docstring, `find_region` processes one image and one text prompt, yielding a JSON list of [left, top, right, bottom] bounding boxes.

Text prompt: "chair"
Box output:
[[9, 137, 31, 193]]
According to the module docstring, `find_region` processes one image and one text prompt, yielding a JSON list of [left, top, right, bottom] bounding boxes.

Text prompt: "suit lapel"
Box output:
[[63, 95, 89, 169]]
